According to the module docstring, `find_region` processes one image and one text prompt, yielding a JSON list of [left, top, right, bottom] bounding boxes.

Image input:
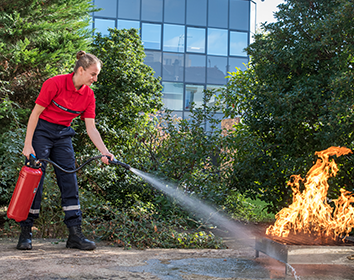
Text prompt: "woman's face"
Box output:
[[80, 63, 101, 87]]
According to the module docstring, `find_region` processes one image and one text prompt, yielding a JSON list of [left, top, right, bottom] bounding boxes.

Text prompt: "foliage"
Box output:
[[0, 0, 96, 108], [221, 0, 354, 212], [0, 0, 97, 206]]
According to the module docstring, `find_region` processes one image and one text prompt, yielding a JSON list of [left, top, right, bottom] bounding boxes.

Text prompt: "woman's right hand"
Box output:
[[22, 144, 35, 159]]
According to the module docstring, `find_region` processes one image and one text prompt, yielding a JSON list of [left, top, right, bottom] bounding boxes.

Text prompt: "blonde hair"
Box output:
[[74, 51, 102, 72]]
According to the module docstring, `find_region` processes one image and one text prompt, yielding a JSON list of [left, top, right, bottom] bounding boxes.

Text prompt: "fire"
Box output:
[[266, 146, 354, 240]]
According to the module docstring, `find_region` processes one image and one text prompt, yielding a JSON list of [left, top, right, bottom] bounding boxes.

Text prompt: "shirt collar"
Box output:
[[67, 72, 86, 95]]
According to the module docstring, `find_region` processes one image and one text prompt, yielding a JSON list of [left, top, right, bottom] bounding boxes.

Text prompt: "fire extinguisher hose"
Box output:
[[35, 155, 131, 173]]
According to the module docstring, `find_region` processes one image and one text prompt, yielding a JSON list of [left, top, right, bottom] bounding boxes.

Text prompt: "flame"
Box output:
[[266, 146, 354, 240]]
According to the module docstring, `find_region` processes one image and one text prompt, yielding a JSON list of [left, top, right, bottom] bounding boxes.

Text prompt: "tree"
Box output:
[[221, 0, 354, 211], [0, 0, 97, 205], [0, 0, 96, 109], [72, 28, 164, 207]]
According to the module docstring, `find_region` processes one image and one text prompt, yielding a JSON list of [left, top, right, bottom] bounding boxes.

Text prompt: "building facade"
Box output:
[[92, 0, 255, 125]]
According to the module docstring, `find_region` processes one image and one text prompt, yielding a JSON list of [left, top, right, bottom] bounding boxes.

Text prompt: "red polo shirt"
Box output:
[[36, 73, 96, 126]]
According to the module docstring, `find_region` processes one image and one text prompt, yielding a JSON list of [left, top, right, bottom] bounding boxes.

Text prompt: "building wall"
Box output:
[[92, 0, 254, 126]]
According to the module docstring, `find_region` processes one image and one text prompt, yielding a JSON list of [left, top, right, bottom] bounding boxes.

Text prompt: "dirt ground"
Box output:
[[1, 223, 354, 280]]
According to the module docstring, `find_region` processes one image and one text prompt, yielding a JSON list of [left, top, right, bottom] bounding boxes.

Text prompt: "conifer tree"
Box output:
[[0, 0, 96, 108]]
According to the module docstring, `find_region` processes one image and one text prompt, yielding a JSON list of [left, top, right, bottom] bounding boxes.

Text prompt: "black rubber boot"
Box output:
[[66, 225, 96, 250], [16, 226, 32, 250]]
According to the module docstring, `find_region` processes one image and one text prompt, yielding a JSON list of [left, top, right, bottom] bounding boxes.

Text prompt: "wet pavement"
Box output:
[[1, 237, 354, 280]]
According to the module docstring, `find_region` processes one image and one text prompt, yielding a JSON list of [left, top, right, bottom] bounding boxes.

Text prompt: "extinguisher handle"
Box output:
[[28, 154, 41, 169]]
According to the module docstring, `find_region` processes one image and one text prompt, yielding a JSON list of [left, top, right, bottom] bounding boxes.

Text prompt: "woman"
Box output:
[[18, 51, 114, 251]]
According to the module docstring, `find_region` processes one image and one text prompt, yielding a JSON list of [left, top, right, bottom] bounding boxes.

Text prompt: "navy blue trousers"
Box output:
[[20, 119, 82, 228]]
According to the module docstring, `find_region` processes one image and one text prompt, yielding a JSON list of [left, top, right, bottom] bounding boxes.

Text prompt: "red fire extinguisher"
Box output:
[[7, 154, 42, 222]]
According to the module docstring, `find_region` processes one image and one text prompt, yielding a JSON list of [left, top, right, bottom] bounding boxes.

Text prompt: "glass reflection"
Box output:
[[94, 18, 115, 36], [164, 0, 185, 24], [207, 28, 228, 56], [142, 23, 161, 50], [142, 0, 163, 22], [162, 82, 184, 110], [93, 0, 117, 18], [163, 24, 185, 52], [163, 53, 184, 82], [206, 85, 223, 112], [228, 57, 249, 72], [118, 20, 140, 31], [185, 54, 206, 83], [186, 0, 207, 26], [229, 0, 250, 31], [186, 27, 205, 53], [185, 84, 204, 110], [144, 51, 162, 78], [207, 56, 227, 84], [118, 0, 140, 20], [208, 0, 228, 28], [230, 31, 248, 57]]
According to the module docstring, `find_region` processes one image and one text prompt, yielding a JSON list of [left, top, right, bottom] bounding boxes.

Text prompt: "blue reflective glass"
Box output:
[[230, 31, 248, 56], [163, 53, 184, 82], [94, 18, 115, 36], [208, 0, 228, 28], [118, 0, 140, 20], [163, 24, 185, 52], [206, 85, 223, 113], [117, 20, 140, 31], [207, 56, 227, 84], [185, 84, 204, 110], [185, 54, 206, 83], [207, 28, 228, 56], [94, 0, 117, 18], [142, 23, 161, 50], [230, 0, 250, 31], [186, 0, 207, 26], [186, 27, 205, 53], [142, 0, 163, 22], [144, 51, 162, 78], [162, 82, 184, 110], [164, 0, 185, 24], [228, 57, 249, 72]]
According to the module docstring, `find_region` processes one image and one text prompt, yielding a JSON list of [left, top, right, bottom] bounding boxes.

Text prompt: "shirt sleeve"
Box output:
[[35, 79, 59, 108], [80, 93, 96, 120]]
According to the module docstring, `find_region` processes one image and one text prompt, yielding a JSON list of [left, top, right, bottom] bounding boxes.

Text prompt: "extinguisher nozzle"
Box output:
[[109, 159, 131, 170]]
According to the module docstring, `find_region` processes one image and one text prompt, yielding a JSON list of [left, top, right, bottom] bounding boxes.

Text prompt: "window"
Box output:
[[144, 51, 162, 78], [207, 28, 228, 56], [185, 54, 206, 83], [142, 23, 161, 50], [118, 0, 140, 20], [142, 0, 163, 22], [164, 0, 185, 24], [230, 31, 248, 57], [186, 27, 205, 53], [186, 0, 207, 26], [228, 57, 249, 72], [206, 85, 223, 112], [163, 53, 184, 82], [163, 24, 185, 53], [94, 18, 115, 36], [230, 0, 250, 31], [185, 84, 204, 110], [207, 56, 227, 84], [208, 0, 228, 28], [117, 20, 140, 31], [94, 0, 117, 18], [162, 82, 184, 110]]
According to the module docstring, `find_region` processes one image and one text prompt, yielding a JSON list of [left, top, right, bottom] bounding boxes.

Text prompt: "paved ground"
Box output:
[[1, 234, 354, 280]]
